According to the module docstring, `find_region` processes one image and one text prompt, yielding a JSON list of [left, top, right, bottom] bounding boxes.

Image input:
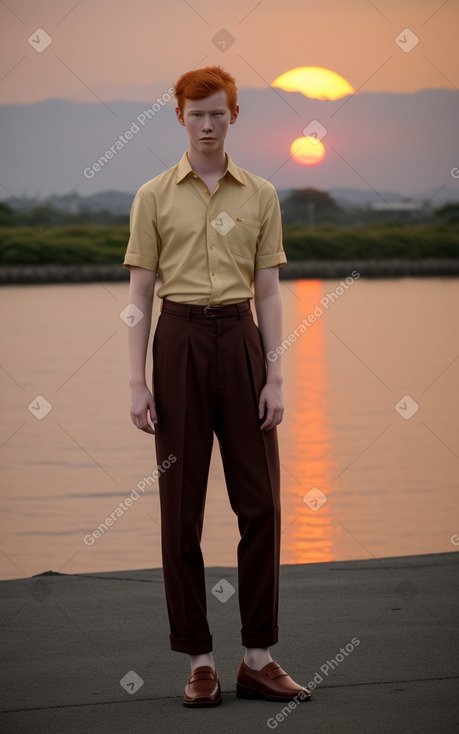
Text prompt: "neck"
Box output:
[[186, 147, 227, 177]]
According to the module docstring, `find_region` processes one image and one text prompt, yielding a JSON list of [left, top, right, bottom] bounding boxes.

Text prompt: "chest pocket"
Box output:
[[227, 217, 261, 260]]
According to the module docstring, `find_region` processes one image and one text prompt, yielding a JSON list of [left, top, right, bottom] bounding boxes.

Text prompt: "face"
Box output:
[[176, 90, 239, 154]]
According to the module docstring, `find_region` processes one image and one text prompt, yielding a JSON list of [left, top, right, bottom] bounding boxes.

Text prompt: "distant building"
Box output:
[[370, 201, 425, 211]]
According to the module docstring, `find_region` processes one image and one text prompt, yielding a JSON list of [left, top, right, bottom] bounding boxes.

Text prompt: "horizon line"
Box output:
[[0, 86, 456, 107]]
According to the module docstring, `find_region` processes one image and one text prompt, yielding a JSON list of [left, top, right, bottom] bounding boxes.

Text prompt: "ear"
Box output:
[[230, 104, 239, 125], [176, 106, 185, 127]]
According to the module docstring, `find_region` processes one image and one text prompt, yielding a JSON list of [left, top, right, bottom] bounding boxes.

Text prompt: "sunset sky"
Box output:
[[1, 0, 458, 104]]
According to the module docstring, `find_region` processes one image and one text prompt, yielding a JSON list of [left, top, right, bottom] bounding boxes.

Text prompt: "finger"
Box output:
[[258, 397, 266, 420], [132, 412, 154, 434], [260, 409, 274, 430], [261, 408, 283, 430], [137, 415, 155, 434]]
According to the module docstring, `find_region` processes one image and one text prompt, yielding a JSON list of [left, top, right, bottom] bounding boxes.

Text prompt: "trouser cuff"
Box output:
[[170, 634, 213, 655], [241, 627, 279, 648]]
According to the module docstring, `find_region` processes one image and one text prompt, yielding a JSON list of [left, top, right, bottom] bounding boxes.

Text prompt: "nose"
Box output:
[[202, 115, 213, 131]]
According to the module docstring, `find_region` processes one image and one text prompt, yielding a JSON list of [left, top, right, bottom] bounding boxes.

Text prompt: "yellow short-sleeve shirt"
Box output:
[[123, 151, 287, 305]]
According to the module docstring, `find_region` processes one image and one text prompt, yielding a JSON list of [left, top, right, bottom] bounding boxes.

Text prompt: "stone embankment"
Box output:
[[0, 259, 458, 285]]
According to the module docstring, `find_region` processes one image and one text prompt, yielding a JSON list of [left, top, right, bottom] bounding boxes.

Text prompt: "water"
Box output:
[[1, 277, 457, 579]]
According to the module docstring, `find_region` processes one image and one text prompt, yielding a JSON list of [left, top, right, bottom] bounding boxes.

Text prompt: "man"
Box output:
[[123, 66, 310, 707]]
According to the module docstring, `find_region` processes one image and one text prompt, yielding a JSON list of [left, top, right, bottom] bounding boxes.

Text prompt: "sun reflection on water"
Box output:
[[280, 280, 336, 564]]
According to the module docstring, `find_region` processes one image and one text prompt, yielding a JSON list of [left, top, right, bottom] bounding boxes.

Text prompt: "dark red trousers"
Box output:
[[153, 298, 281, 654]]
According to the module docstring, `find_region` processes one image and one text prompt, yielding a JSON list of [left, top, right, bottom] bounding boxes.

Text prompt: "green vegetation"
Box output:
[[0, 225, 130, 265], [0, 222, 458, 265], [0, 202, 127, 228], [0, 196, 458, 266], [283, 223, 459, 260]]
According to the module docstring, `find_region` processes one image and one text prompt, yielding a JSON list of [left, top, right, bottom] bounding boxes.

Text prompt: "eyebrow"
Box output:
[[186, 108, 227, 113]]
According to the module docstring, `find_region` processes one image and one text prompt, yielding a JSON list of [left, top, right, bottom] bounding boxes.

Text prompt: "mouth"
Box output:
[[200, 137, 216, 141]]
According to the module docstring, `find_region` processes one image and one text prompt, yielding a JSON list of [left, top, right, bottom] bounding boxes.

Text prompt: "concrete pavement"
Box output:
[[1, 551, 458, 733]]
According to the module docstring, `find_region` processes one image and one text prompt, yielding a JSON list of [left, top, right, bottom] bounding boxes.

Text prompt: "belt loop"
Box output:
[[188, 304, 192, 321]]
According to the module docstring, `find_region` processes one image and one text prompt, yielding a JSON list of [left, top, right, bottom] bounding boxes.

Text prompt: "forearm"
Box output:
[[127, 282, 154, 388], [254, 288, 283, 384]]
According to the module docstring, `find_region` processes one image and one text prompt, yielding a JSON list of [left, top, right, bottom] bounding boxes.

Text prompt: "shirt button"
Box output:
[[211, 272, 215, 276], [210, 245, 215, 250], [192, 173, 198, 178], [204, 189, 209, 194]]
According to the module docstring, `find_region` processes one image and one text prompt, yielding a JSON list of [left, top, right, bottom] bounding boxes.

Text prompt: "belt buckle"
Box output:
[[204, 305, 220, 318]]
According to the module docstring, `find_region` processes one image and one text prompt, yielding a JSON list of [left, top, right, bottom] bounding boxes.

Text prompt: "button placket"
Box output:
[[207, 204, 218, 298], [202, 184, 224, 302]]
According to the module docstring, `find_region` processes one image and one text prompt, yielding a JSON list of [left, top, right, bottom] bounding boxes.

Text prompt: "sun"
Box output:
[[290, 136, 325, 167], [272, 66, 352, 167], [272, 66, 354, 101]]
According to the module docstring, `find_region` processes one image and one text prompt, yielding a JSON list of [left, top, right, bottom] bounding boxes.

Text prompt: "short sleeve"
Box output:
[[122, 189, 160, 272], [255, 186, 287, 270]]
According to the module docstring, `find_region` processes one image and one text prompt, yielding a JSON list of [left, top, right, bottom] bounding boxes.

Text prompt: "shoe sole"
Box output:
[[236, 683, 311, 702]]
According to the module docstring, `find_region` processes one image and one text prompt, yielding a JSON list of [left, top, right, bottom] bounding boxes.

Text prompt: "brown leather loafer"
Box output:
[[236, 659, 311, 702], [183, 665, 222, 707]]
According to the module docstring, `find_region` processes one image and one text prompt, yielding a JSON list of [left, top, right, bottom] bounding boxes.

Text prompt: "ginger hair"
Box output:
[[174, 65, 238, 113]]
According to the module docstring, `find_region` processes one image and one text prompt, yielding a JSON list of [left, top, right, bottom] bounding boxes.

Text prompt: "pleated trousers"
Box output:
[[152, 298, 281, 654]]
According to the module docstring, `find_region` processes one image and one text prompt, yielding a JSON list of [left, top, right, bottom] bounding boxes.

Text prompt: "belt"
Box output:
[[161, 298, 252, 319]]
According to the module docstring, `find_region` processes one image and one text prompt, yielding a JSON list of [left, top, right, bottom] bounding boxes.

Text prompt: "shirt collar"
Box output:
[[175, 151, 246, 186]]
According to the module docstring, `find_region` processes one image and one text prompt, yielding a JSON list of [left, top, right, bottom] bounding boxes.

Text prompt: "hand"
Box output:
[[258, 381, 284, 431], [130, 384, 157, 435]]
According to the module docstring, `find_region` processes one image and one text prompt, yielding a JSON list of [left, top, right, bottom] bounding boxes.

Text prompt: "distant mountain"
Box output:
[[1, 89, 458, 203], [4, 186, 455, 217], [50, 190, 134, 215]]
